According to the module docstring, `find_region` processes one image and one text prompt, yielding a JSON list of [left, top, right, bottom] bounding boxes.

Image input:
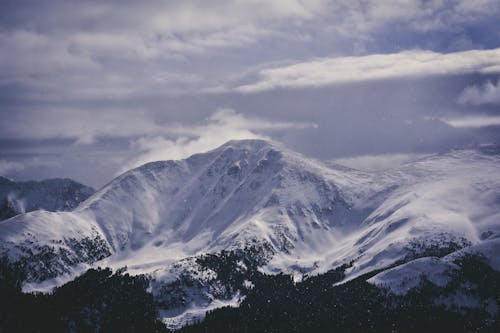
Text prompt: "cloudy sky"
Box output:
[[1, 0, 500, 188]]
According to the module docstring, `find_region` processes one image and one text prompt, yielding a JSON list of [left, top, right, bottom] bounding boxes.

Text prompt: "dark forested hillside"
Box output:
[[1, 253, 499, 333], [178, 253, 500, 333], [0, 260, 168, 333]]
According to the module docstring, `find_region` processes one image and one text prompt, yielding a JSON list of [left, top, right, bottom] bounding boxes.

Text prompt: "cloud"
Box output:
[[0, 160, 25, 175], [458, 78, 500, 105], [332, 153, 428, 171], [4, 1, 499, 45], [0, 107, 316, 146], [120, 109, 316, 172], [1, 1, 326, 61], [0, 1, 331, 104], [440, 115, 500, 128], [2, 0, 500, 105], [0, 157, 60, 177], [0, 108, 164, 144], [2, 1, 500, 186], [296, 0, 500, 47], [234, 48, 500, 92], [0, 30, 99, 78]]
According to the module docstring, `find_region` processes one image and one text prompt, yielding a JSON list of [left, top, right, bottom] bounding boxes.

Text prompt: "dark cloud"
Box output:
[[1, 1, 499, 187]]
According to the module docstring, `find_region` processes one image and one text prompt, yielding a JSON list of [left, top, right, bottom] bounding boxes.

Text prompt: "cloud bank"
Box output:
[[2, 0, 500, 102], [441, 116, 500, 128], [333, 153, 427, 171], [2, 1, 500, 186], [235, 48, 500, 92]]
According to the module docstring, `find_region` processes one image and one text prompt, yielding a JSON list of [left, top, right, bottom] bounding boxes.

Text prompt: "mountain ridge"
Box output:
[[0, 176, 95, 221], [1, 139, 499, 327]]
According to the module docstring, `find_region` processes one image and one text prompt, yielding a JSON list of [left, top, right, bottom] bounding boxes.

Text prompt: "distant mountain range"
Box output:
[[0, 177, 95, 220], [0, 140, 499, 331]]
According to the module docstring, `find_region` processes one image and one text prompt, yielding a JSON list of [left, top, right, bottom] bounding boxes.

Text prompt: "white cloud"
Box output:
[[0, 160, 25, 175], [0, 158, 60, 176], [332, 153, 428, 171], [2, 107, 316, 145], [318, 0, 500, 39], [144, 0, 325, 33], [2, 1, 327, 65], [120, 109, 316, 172], [69, 25, 277, 60], [458, 78, 500, 106], [0, 1, 331, 102], [3, 1, 500, 103], [0, 30, 99, 78], [234, 48, 500, 92], [0, 108, 164, 144], [440, 115, 500, 128]]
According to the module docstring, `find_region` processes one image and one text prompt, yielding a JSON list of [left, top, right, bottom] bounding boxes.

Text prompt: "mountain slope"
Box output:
[[1, 140, 499, 327], [0, 177, 95, 220], [83, 139, 375, 263]]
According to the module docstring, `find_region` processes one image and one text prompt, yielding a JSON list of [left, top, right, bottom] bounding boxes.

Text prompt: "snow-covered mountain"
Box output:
[[1, 140, 499, 327], [0, 177, 95, 221]]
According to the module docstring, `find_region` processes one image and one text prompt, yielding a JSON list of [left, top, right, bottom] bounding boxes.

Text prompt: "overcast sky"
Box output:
[[1, 0, 500, 188]]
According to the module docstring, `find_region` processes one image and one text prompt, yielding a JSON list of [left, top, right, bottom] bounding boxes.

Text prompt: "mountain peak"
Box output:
[[184, 139, 284, 166], [82, 138, 316, 253], [127, 139, 283, 179], [215, 138, 279, 151]]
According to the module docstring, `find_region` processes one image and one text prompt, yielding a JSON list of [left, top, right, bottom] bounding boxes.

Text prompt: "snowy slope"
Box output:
[[1, 140, 499, 326], [0, 177, 95, 220], [1, 140, 369, 280], [324, 149, 500, 281], [85, 140, 374, 264]]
